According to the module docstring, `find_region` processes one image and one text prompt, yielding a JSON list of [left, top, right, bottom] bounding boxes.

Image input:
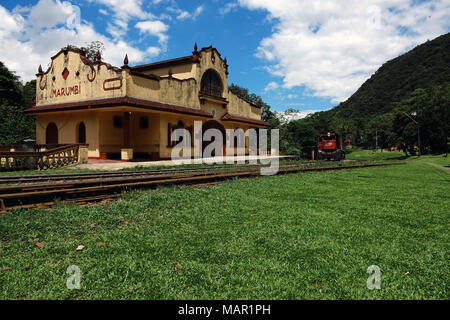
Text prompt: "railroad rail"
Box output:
[[0, 159, 377, 185], [0, 161, 405, 213], [0, 162, 317, 185]]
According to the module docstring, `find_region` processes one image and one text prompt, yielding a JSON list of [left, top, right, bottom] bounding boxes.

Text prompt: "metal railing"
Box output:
[[199, 84, 223, 98]]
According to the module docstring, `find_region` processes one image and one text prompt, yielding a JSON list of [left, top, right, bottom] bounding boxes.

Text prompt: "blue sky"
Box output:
[[0, 0, 449, 114]]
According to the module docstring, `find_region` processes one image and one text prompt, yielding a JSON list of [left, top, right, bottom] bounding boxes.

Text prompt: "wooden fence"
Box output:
[[0, 144, 82, 171]]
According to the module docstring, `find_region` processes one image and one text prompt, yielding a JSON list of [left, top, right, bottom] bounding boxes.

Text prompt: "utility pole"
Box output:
[[417, 125, 421, 156], [402, 111, 420, 156], [375, 128, 378, 152]]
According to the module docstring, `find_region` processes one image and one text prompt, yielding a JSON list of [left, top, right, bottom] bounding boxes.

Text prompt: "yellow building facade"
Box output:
[[26, 44, 269, 160]]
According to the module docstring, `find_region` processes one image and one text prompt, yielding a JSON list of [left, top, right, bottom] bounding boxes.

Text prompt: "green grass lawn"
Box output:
[[345, 148, 407, 161], [410, 154, 450, 167], [0, 158, 449, 299], [346, 148, 450, 167]]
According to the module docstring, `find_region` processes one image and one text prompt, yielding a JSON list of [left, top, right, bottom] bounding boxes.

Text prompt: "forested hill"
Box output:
[[331, 32, 450, 119], [282, 33, 450, 156]]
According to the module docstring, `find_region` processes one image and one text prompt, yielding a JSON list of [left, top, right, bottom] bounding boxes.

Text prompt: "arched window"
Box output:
[[78, 122, 86, 143], [200, 69, 223, 97], [202, 120, 226, 156], [46, 122, 58, 144]]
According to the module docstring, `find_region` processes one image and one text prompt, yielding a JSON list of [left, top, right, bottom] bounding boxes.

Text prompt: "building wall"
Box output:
[[141, 63, 195, 79], [131, 112, 160, 155], [158, 78, 200, 108], [36, 108, 257, 159], [98, 111, 125, 154], [32, 46, 265, 160], [36, 111, 100, 158], [125, 73, 160, 101], [97, 109, 161, 156], [36, 50, 125, 107], [128, 48, 262, 120], [35, 48, 262, 120], [159, 113, 204, 159]]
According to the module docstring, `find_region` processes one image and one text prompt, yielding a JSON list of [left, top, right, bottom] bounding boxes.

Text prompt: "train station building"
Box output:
[[25, 44, 270, 161]]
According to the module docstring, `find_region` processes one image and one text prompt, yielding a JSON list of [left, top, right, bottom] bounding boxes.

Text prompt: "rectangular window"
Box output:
[[113, 116, 123, 128], [140, 116, 149, 129]]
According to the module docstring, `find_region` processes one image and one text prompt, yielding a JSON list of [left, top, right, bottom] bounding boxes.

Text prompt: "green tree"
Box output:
[[0, 62, 35, 145], [0, 104, 35, 145], [22, 80, 37, 108], [0, 61, 23, 106], [391, 84, 450, 155], [65, 40, 105, 60], [363, 113, 395, 150], [228, 83, 279, 127], [280, 120, 318, 157]]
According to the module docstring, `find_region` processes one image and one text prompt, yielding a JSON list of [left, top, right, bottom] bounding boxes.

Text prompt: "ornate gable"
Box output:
[[36, 48, 125, 106]]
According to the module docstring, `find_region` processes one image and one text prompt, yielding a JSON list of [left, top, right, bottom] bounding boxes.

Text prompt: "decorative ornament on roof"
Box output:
[[192, 43, 199, 61], [224, 57, 228, 75], [122, 54, 129, 69]]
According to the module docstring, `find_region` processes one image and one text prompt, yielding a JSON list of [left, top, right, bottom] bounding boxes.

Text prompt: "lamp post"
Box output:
[[402, 111, 420, 156]]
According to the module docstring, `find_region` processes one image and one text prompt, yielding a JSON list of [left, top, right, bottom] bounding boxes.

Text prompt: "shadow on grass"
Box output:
[[388, 155, 410, 160]]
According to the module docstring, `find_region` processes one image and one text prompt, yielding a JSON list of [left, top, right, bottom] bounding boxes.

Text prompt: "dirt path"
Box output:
[[427, 162, 450, 174]]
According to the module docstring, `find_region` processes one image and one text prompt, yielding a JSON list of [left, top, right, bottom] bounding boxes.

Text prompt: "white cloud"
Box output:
[[263, 81, 279, 92], [27, 0, 74, 30], [219, 2, 239, 15], [0, 1, 163, 82], [146, 46, 162, 57], [88, 0, 150, 21], [239, 0, 450, 103], [135, 20, 169, 46], [136, 20, 168, 34], [0, 6, 24, 34], [87, 0, 155, 38], [167, 5, 204, 20], [192, 5, 204, 19], [175, 10, 189, 20]]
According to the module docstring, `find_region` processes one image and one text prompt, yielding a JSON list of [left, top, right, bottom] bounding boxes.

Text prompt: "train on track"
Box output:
[[317, 132, 345, 161]]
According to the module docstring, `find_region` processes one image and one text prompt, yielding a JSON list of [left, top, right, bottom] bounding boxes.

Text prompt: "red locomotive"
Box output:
[[317, 132, 345, 160]]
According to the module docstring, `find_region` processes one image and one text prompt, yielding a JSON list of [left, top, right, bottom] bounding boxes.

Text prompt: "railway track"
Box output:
[[0, 161, 405, 214], [0, 159, 377, 185], [0, 162, 312, 185]]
